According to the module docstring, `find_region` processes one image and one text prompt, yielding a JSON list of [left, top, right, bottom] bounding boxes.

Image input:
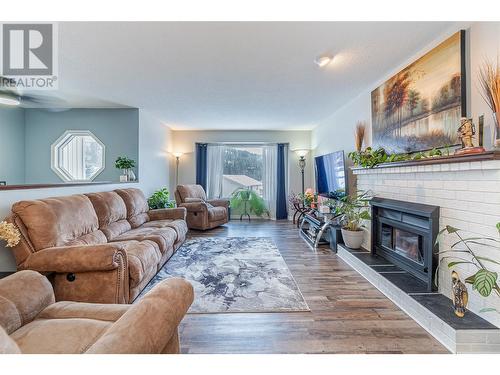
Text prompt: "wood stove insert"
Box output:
[[370, 197, 439, 291]]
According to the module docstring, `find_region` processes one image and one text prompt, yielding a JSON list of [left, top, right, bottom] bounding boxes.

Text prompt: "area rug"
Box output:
[[137, 237, 309, 313]]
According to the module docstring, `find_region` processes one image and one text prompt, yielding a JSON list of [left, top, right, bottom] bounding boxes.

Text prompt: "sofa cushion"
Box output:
[[114, 188, 150, 228], [208, 206, 227, 222], [86, 191, 132, 240], [38, 301, 129, 321], [0, 270, 55, 334], [177, 184, 207, 203], [12, 195, 106, 251], [110, 227, 176, 255], [141, 219, 188, 243], [11, 317, 112, 354], [117, 240, 161, 288]]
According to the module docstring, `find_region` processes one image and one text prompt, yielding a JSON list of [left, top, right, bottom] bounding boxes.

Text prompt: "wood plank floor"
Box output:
[[179, 220, 448, 354]]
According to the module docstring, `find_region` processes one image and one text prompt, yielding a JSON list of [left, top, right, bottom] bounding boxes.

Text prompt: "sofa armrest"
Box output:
[[0, 270, 55, 333], [23, 244, 128, 273], [148, 207, 187, 221], [86, 278, 194, 354], [207, 199, 230, 208], [179, 202, 208, 213]]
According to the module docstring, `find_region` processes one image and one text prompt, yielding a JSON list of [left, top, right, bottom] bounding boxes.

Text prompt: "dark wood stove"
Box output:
[[370, 197, 439, 291]]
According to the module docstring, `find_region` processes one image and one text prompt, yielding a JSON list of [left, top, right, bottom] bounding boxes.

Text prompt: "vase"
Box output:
[[493, 112, 500, 149], [341, 228, 365, 249], [120, 169, 128, 182], [127, 169, 136, 182]]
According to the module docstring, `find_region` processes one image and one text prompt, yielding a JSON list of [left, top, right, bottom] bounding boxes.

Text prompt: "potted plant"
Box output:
[[230, 188, 270, 219], [335, 191, 372, 249], [436, 223, 500, 316], [147, 187, 175, 209], [0, 221, 20, 248], [115, 156, 136, 182]]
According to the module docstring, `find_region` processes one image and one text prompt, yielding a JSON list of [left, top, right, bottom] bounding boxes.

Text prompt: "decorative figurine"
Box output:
[[451, 270, 468, 318], [454, 118, 485, 155]]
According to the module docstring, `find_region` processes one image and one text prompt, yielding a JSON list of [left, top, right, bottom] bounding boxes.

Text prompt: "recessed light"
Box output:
[[0, 95, 20, 106], [314, 54, 333, 68]]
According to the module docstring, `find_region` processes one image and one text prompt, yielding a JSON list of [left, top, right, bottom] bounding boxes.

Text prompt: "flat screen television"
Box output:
[[315, 150, 347, 198]]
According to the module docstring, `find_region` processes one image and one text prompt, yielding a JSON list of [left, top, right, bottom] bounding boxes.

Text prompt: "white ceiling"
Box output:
[[49, 22, 462, 130]]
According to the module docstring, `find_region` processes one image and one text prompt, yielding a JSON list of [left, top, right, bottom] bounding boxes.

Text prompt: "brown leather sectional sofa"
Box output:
[[6, 188, 188, 304], [0, 270, 193, 354]]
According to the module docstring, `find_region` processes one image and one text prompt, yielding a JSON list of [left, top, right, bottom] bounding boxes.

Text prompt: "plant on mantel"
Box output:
[[348, 146, 449, 169], [436, 223, 500, 314]]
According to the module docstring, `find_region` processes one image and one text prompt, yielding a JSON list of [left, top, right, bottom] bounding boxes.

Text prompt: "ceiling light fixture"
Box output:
[[0, 95, 20, 106], [314, 54, 333, 68]]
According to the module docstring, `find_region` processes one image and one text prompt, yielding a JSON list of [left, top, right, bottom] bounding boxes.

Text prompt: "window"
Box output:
[[51, 130, 105, 182], [222, 146, 263, 197]]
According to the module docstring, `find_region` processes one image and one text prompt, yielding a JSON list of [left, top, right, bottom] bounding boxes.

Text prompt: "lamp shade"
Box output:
[[172, 152, 183, 158], [294, 149, 309, 158]]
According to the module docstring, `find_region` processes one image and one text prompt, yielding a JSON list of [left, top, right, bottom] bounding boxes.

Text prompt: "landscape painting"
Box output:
[[371, 31, 465, 153]]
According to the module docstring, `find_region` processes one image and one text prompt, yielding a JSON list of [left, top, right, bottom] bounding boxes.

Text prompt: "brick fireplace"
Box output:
[[353, 156, 500, 328]]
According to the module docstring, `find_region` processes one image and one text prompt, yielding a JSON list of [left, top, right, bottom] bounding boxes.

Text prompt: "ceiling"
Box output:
[[30, 22, 463, 130]]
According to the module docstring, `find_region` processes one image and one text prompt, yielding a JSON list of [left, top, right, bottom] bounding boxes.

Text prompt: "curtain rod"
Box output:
[[196, 142, 289, 146]]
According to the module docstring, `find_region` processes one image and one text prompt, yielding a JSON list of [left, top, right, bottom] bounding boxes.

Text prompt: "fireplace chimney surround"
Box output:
[[370, 197, 440, 291]]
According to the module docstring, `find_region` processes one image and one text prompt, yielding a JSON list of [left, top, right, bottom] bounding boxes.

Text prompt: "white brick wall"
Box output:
[[354, 159, 500, 327]]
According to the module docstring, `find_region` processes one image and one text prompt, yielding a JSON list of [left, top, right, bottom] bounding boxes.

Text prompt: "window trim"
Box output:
[[51, 130, 106, 182]]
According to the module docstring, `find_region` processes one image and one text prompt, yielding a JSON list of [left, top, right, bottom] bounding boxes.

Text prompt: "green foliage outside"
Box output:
[[230, 188, 269, 218], [148, 187, 175, 209], [223, 148, 262, 181]]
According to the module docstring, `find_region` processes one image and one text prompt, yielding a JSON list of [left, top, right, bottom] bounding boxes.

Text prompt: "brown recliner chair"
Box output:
[[174, 184, 229, 230], [0, 270, 193, 354]]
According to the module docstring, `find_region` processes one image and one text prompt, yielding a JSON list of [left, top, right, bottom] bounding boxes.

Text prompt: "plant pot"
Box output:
[[341, 228, 365, 249]]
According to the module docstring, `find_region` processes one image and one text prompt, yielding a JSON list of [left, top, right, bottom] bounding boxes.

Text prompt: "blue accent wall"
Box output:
[[0, 108, 25, 185], [22, 108, 139, 184]]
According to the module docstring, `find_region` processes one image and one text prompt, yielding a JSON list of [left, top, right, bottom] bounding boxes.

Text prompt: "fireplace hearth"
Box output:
[[370, 197, 439, 291]]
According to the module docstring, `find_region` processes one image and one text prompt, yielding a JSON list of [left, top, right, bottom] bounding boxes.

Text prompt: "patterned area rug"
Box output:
[[137, 237, 309, 313]]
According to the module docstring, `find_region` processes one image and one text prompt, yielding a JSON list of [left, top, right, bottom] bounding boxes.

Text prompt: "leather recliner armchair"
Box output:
[[174, 184, 229, 230], [0, 270, 193, 354]]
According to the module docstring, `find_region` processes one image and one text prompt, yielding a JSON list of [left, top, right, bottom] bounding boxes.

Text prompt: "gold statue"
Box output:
[[458, 118, 475, 148], [451, 270, 468, 318], [454, 118, 485, 155]]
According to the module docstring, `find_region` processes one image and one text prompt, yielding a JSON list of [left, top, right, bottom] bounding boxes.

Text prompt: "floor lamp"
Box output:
[[294, 149, 309, 195], [173, 152, 183, 187]]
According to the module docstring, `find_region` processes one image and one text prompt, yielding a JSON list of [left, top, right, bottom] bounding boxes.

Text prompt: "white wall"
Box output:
[[170, 130, 313, 201], [0, 110, 172, 271]]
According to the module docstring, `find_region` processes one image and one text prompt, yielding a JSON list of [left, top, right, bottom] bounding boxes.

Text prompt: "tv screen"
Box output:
[[315, 150, 347, 198]]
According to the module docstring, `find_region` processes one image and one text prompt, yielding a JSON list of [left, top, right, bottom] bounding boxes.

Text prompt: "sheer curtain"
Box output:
[[262, 145, 277, 219], [206, 144, 226, 199]]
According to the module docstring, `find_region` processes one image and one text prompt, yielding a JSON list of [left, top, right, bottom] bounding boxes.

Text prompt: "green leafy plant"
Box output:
[[230, 188, 270, 218], [147, 187, 175, 209], [436, 224, 500, 313], [115, 156, 136, 170], [334, 191, 372, 231], [348, 147, 445, 169]]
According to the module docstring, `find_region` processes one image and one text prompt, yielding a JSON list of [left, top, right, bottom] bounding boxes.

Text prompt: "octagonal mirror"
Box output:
[[51, 130, 105, 182]]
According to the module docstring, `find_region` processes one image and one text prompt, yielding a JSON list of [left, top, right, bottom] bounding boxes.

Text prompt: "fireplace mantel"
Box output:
[[351, 150, 500, 174]]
